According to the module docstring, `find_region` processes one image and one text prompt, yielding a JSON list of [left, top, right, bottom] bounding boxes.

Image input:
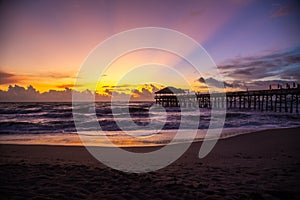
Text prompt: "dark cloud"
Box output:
[[0, 85, 40, 101], [104, 89, 112, 95], [0, 70, 18, 84], [271, 2, 300, 17], [14, 71, 77, 80], [0, 70, 78, 87], [284, 54, 300, 63], [198, 77, 205, 83], [190, 10, 203, 17], [195, 85, 209, 90], [245, 80, 298, 90], [101, 84, 132, 89], [41, 72, 77, 79], [56, 83, 78, 89], [0, 84, 161, 102], [197, 77, 241, 88], [219, 47, 300, 82], [197, 76, 298, 91], [131, 84, 160, 100], [205, 77, 226, 88], [232, 68, 254, 76], [0, 85, 106, 102]]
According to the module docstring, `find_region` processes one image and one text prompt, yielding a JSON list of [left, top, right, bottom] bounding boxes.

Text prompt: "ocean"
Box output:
[[0, 102, 299, 146]]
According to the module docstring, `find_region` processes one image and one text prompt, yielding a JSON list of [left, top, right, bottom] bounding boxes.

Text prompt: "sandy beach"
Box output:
[[1, 127, 300, 199]]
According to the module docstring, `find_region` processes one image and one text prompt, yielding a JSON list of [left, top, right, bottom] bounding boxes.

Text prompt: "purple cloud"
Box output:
[[0, 71, 18, 84], [219, 47, 300, 82]]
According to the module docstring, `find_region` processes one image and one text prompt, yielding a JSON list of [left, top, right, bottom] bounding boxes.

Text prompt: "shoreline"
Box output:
[[1, 127, 300, 199], [1, 126, 299, 148]]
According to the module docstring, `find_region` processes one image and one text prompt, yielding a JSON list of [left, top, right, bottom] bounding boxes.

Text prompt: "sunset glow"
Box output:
[[1, 0, 299, 101]]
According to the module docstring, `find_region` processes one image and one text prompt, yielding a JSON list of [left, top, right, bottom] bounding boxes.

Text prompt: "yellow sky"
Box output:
[[1, 1, 298, 95], [0, 1, 243, 94]]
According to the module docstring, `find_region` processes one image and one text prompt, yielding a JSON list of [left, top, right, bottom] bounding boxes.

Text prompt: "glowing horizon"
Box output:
[[1, 0, 299, 99]]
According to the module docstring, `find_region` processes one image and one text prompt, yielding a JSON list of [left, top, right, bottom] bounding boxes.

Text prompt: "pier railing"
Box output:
[[155, 88, 300, 113]]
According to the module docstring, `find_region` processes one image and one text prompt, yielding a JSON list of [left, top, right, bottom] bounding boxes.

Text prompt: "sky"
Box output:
[[0, 0, 300, 101]]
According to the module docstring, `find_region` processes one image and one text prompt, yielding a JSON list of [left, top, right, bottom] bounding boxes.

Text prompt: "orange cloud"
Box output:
[[0, 83, 164, 102], [56, 83, 78, 89]]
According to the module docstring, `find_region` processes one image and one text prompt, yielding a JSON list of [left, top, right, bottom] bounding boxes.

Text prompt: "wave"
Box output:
[[0, 102, 300, 136]]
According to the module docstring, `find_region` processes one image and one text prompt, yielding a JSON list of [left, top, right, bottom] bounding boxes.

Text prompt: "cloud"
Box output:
[[100, 84, 133, 90], [219, 47, 300, 82], [0, 70, 79, 89], [190, 10, 203, 17], [0, 85, 40, 101], [0, 84, 162, 102], [198, 77, 205, 83], [244, 79, 298, 90], [0, 85, 100, 102], [197, 76, 298, 91], [131, 88, 152, 99], [131, 84, 161, 100], [104, 89, 112, 95], [56, 83, 77, 89], [47, 72, 73, 79], [35, 72, 77, 79], [0, 70, 18, 84], [197, 77, 240, 88], [271, 2, 300, 17], [215, 47, 300, 90], [6, 71, 78, 80], [99, 84, 162, 100]]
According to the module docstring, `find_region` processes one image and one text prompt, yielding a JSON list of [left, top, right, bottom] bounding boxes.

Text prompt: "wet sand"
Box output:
[[1, 127, 300, 199]]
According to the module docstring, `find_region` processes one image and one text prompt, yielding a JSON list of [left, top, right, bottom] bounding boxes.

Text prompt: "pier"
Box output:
[[155, 86, 300, 113]]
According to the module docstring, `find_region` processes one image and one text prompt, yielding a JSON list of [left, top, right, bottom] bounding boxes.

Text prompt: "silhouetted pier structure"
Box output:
[[155, 86, 300, 113]]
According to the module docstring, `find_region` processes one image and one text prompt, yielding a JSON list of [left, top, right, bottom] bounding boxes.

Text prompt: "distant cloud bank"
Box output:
[[0, 84, 161, 102]]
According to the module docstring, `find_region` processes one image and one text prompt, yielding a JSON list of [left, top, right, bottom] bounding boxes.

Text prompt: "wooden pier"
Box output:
[[155, 86, 300, 113]]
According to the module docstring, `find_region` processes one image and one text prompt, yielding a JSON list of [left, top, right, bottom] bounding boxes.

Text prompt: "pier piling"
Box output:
[[155, 87, 300, 113]]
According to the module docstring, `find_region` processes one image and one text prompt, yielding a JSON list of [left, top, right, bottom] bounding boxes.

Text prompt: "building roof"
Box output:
[[155, 87, 186, 94]]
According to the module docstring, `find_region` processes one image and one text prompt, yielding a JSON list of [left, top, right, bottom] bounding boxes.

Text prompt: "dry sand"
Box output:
[[1, 127, 300, 199]]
